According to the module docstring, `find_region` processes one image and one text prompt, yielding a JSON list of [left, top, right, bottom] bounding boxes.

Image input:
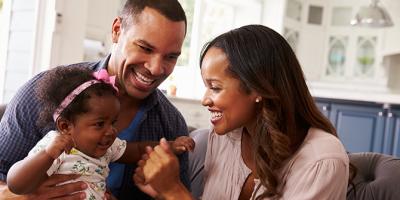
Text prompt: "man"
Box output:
[[0, 0, 189, 199]]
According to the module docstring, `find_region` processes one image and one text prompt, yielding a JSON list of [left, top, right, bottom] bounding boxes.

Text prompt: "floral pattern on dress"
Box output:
[[27, 131, 127, 200]]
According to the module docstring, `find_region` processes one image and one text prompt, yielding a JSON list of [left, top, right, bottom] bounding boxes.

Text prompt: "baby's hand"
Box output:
[[45, 133, 75, 160], [170, 136, 195, 155]]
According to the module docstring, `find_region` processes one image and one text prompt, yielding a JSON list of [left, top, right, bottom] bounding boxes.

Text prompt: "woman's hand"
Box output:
[[144, 138, 181, 191], [170, 136, 195, 155], [134, 138, 193, 200]]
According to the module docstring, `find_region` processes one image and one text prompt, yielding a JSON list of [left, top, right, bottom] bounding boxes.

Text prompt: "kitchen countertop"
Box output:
[[308, 82, 400, 105], [167, 83, 400, 106]]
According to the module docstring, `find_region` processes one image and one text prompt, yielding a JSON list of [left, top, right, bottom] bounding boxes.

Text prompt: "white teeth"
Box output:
[[135, 72, 154, 85], [211, 112, 222, 120]]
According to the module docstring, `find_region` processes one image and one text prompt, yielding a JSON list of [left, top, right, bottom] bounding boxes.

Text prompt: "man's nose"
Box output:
[[145, 56, 164, 76]]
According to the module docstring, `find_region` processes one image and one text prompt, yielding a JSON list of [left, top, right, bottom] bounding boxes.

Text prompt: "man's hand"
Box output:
[[0, 174, 87, 200]]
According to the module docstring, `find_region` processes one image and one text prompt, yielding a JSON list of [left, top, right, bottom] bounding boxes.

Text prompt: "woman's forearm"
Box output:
[[159, 182, 193, 200]]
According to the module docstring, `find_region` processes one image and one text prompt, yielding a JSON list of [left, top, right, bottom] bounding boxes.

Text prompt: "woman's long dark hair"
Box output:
[[200, 25, 338, 199]]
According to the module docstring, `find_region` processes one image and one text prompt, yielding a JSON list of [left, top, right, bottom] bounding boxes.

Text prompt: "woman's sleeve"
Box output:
[[281, 158, 349, 200]]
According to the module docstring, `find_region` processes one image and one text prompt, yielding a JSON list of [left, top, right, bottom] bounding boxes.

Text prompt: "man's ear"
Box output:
[[56, 118, 73, 135], [112, 17, 122, 43]]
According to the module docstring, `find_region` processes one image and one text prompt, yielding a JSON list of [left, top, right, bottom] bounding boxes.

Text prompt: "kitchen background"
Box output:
[[0, 0, 399, 156]]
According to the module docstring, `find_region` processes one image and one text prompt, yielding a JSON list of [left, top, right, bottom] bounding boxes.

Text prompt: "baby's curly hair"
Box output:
[[35, 65, 118, 128]]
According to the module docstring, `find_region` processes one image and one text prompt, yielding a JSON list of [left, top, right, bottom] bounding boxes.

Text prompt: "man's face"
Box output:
[[109, 7, 186, 99]]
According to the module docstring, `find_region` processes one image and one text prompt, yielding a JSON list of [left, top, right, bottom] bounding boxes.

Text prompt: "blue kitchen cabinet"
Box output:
[[314, 98, 400, 156], [329, 103, 386, 153], [387, 107, 400, 157], [315, 99, 330, 118]]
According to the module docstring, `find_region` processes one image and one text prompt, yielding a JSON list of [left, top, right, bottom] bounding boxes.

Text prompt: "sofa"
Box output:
[[188, 128, 400, 200]]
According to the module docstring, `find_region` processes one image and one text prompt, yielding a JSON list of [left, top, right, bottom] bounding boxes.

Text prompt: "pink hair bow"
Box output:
[[93, 69, 119, 92]]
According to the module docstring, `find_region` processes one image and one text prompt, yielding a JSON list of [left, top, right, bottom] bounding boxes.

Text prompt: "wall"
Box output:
[[0, 0, 90, 103], [169, 97, 210, 129], [0, 0, 37, 103]]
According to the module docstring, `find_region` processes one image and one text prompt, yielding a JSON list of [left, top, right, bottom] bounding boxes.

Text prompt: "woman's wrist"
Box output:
[[159, 182, 192, 200]]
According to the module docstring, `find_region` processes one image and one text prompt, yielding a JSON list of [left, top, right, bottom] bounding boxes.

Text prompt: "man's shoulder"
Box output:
[[59, 60, 100, 70]]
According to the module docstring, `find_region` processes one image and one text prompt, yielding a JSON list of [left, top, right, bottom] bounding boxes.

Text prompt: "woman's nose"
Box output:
[[201, 92, 212, 107]]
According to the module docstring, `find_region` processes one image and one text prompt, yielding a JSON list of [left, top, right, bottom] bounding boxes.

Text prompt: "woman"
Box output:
[[135, 24, 349, 200]]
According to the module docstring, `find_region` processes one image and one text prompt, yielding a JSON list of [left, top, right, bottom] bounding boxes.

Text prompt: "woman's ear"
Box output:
[[56, 118, 73, 135], [250, 91, 262, 103]]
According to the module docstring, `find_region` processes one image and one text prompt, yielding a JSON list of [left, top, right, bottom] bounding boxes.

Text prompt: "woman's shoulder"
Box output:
[[296, 127, 349, 164]]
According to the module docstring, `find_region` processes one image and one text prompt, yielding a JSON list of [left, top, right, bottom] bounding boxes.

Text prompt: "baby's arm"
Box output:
[[6, 133, 74, 194], [118, 137, 195, 163], [170, 136, 195, 154]]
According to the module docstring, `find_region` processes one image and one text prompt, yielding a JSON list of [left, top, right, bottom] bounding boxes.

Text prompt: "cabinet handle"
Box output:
[[388, 112, 393, 118], [322, 106, 328, 111], [378, 112, 383, 116]]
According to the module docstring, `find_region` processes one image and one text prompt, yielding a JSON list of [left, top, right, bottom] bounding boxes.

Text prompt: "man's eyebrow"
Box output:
[[137, 39, 181, 56], [137, 39, 155, 49], [169, 51, 181, 57]]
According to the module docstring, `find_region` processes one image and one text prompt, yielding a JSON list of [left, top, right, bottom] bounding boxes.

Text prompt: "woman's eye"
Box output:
[[210, 87, 221, 92]]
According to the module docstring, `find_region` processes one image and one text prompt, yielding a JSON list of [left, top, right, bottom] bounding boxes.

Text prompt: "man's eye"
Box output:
[[167, 55, 179, 60], [138, 45, 152, 53]]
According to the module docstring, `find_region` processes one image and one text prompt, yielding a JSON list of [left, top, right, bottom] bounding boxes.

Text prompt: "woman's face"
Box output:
[[201, 47, 259, 135]]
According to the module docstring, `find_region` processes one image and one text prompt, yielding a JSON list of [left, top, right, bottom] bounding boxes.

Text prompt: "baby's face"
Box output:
[[70, 94, 120, 158]]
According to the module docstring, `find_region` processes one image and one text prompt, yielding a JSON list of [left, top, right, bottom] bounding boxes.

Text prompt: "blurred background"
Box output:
[[1, 0, 400, 155]]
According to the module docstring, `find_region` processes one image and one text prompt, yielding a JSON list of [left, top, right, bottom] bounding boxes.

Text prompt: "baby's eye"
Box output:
[[95, 121, 105, 128]]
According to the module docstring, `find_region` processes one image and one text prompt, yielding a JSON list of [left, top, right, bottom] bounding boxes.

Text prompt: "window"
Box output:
[[286, 0, 302, 22], [326, 36, 348, 78], [331, 7, 352, 26], [176, 0, 195, 67], [308, 5, 323, 25], [160, 0, 263, 99], [355, 36, 376, 78], [284, 28, 299, 53]]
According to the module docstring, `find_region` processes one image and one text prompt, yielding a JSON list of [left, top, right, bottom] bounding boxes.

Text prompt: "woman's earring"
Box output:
[[255, 97, 261, 103]]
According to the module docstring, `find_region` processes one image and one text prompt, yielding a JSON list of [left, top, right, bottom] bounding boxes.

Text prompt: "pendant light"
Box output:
[[350, 0, 394, 28]]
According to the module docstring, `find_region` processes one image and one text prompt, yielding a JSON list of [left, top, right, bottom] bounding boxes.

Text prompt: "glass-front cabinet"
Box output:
[[282, 0, 399, 93]]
